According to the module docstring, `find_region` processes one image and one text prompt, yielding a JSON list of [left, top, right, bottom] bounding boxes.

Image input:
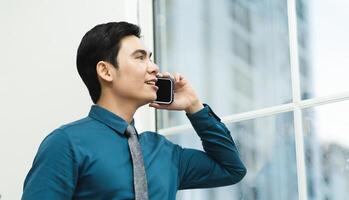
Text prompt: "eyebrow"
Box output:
[[131, 49, 152, 58]]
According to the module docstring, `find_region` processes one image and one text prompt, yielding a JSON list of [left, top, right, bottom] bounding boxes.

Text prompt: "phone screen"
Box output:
[[154, 78, 174, 104]]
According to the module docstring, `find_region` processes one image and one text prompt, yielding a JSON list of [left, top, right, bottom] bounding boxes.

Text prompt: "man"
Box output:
[[22, 21, 246, 200]]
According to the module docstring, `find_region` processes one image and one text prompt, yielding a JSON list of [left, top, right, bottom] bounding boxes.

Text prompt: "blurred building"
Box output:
[[320, 144, 349, 200], [154, 0, 304, 199], [154, 0, 349, 200]]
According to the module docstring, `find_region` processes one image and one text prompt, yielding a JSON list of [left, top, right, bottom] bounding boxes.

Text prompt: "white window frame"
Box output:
[[132, 0, 157, 132], [136, 1, 349, 200]]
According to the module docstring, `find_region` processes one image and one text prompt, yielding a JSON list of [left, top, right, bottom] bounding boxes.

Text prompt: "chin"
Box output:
[[139, 96, 157, 106], [148, 97, 157, 104]]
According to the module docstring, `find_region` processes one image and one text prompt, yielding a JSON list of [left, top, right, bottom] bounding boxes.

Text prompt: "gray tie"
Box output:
[[125, 125, 149, 200]]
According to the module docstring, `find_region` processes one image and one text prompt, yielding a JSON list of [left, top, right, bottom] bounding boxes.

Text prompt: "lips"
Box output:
[[145, 79, 159, 91], [145, 78, 158, 85]]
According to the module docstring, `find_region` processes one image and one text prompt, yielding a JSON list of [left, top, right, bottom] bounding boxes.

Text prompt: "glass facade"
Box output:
[[153, 0, 349, 199], [154, 0, 292, 129], [303, 101, 349, 200], [298, 0, 349, 99], [167, 112, 298, 200]]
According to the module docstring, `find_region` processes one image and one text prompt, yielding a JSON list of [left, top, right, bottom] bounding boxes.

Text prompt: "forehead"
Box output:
[[119, 35, 149, 55]]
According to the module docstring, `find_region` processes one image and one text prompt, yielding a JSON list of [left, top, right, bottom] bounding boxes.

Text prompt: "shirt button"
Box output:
[[208, 112, 213, 117]]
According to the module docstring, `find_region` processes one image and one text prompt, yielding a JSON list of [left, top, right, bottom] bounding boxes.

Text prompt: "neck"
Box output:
[[96, 92, 139, 124]]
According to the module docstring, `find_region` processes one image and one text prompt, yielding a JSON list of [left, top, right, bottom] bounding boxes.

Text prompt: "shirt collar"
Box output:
[[88, 105, 135, 136]]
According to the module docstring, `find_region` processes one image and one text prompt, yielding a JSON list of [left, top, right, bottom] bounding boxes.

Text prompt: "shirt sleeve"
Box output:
[[178, 104, 247, 189], [22, 129, 78, 200]]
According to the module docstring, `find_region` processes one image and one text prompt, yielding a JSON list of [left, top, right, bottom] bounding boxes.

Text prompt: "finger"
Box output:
[[149, 103, 171, 109], [149, 103, 160, 108], [162, 72, 175, 80], [174, 73, 180, 83], [179, 74, 184, 81], [156, 72, 163, 77]]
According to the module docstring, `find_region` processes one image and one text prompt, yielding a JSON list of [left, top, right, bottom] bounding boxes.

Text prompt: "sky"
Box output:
[[310, 0, 349, 148]]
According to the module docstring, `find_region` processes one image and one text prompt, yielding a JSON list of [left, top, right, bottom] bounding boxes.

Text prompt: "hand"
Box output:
[[148, 72, 204, 114]]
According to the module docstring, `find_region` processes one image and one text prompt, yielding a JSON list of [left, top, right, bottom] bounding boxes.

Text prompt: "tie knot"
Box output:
[[125, 125, 137, 138]]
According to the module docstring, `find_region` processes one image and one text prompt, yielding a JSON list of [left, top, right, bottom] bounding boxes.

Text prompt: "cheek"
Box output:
[[118, 76, 145, 92], [129, 71, 147, 86], [114, 64, 147, 90], [129, 75, 145, 86]]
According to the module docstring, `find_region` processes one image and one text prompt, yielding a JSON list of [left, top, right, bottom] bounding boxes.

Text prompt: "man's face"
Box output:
[[110, 35, 159, 106]]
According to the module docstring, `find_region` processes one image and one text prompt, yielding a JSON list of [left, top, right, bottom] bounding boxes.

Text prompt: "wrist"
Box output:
[[185, 100, 204, 114]]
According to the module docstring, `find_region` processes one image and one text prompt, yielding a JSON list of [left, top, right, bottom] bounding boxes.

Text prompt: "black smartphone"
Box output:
[[153, 77, 174, 104]]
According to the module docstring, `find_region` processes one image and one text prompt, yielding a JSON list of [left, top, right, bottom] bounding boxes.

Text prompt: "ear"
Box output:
[[96, 61, 114, 82]]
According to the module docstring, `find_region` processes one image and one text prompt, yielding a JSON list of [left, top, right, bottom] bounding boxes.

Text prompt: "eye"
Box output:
[[135, 55, 146, 61], [136, 55, 145, 60]]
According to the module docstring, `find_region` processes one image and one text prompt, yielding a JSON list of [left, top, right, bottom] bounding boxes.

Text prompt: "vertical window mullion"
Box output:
[[287, 0, 308, 199], [134, 0, 157, 132]]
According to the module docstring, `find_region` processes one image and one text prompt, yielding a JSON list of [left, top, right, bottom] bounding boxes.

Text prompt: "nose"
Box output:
[[147, 60, 160, 75]]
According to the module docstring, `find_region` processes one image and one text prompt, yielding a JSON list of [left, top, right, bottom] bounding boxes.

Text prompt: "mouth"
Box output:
[[145, 78, 159, 91], [144, 78, 158, 86]]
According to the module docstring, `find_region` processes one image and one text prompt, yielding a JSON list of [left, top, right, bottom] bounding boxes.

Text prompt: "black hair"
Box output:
[[76, 22, 141, 104]]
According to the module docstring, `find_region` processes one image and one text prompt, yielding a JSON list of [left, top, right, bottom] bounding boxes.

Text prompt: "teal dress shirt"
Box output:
[[22, 104, 246, 200]]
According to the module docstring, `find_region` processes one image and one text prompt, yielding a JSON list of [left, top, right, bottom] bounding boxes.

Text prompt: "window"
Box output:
[[153, 0, 292, 129], [230, 0, 251, 32], [233, 32, 253, 66], [299, 0, 349, 99], [234, 67, 253, 99], [152, 0, 349, 199], [166, 113, 298, 200], [303, 101, 349, 200]]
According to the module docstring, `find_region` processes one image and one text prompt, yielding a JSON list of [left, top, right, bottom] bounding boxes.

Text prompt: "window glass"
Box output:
[[298, 0, 349, 99], [303, 100, 349, 200], [166, 112, 298, 200], [154, 0, 292, 129]]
